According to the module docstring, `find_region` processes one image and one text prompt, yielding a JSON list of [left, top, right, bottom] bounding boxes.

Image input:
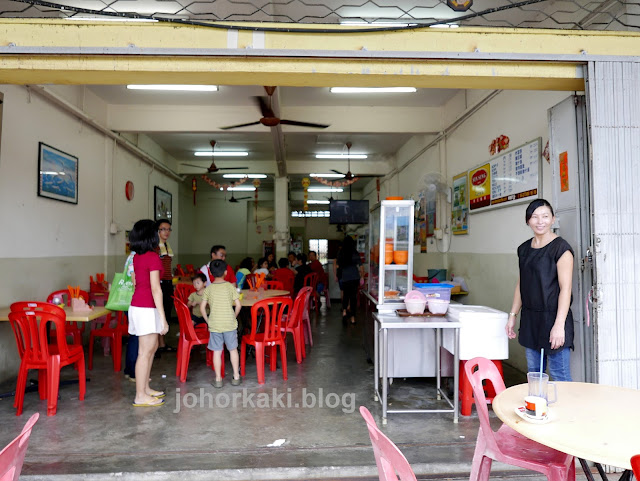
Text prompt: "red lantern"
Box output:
[[192, 177, 197, 206]]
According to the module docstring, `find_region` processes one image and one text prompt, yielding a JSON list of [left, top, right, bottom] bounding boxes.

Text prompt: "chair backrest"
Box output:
[[174, 264, 187, 277], [464, 357, 507, 454], [303, 272, 318, 289], [185, 264, 196, 276], [264, 280, 284, 291], [631, 454, 640, 480], [174, 298, 203, 343], [287, 287, 311, 330], [46, 289, 89, 306], [0, 412, 39, 481], [9, 302, 65, 359], [249, 297, 292, 343], [174, 284, 196, 304], [8, 307, 71, 362], [359, 406, 418, 481]]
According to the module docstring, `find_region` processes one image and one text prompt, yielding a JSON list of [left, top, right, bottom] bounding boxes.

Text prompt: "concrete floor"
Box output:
[[0, 303, 594, 481]]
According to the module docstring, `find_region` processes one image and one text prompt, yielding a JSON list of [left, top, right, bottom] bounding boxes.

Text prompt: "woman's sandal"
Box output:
[[132, 398, 165, 407]]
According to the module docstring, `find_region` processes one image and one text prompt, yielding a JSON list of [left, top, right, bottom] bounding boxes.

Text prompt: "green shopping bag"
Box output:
[[105, 272, 134, 311]]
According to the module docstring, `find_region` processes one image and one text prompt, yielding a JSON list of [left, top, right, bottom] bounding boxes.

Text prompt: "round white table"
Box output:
[[492, 382, 640, 479]]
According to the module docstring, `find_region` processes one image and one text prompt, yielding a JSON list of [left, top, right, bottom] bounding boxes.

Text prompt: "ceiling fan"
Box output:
[[330, 142, 385, 180], [226, 182, 252, 203], [182, 140, 249, 173], [220, 86, 330, 130]]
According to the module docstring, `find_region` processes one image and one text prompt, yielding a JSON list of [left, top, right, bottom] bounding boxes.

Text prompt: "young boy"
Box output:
[[187, 273, 208, 326], [200, 259, 242, 387]]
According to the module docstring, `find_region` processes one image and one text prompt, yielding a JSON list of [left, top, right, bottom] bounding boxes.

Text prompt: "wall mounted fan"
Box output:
[[220, 86, 330, 130]]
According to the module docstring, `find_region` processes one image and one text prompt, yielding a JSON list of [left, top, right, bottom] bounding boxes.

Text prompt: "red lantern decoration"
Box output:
[[191, 177, 197, 206], [302, 177, 310, 211]]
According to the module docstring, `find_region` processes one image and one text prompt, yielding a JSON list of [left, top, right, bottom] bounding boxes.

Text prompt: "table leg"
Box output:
[[579, 458, 599, 481], [382, 327, 388, 425], [373, 319, 379, 402], [453, 327, 459, 423]]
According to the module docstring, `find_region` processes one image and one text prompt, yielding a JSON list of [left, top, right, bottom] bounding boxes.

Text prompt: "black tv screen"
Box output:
[[329, 200, 370, 225]]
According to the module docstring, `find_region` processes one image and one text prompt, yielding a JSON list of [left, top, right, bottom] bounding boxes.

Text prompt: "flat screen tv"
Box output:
[[329, 200, 369, 225]]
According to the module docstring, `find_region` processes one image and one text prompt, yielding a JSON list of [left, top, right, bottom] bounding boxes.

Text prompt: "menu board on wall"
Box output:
[[469, 138, 541, 213]]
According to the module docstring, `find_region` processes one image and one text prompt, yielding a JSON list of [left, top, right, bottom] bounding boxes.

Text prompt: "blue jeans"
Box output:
[[525, 347, 572, 381]]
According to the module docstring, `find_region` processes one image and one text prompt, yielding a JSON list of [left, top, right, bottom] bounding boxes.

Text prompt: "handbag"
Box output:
[[105, 271, 134, 311]]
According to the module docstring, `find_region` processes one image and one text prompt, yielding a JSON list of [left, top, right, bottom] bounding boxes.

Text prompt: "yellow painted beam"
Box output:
[[2, 19, 632, 90]]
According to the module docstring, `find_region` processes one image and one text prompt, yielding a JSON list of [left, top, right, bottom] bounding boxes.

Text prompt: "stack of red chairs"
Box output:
[[174, 264, 187, 277]]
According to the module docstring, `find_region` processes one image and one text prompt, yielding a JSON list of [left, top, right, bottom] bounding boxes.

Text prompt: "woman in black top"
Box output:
[[506, 199, 575, 381], [337, 236, 364, 325]]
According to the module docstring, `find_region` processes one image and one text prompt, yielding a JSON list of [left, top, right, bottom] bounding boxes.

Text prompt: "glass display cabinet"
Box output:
[[368, 199, 414, 310]]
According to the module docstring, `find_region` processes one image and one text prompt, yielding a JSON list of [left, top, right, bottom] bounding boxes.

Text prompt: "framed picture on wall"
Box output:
[[37, 142, 79, 204], [154, 186, 172, 221]]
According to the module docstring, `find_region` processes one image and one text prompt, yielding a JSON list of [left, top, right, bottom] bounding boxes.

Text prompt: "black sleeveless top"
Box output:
[[517, 236, 574, 352]]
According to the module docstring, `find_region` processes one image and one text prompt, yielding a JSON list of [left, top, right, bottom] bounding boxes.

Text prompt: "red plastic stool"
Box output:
[[459, 359, 504, 416]]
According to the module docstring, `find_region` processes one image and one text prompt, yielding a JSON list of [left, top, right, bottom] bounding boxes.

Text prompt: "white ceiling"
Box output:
[[88, 85, 457, 193]]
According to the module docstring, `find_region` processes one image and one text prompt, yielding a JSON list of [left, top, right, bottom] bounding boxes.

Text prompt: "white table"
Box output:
[[373, 312, 461, 424], [493, 382, 640, 480]]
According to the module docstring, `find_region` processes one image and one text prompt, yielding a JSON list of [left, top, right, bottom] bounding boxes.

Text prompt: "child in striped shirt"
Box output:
[[200, 259, 242, 388]]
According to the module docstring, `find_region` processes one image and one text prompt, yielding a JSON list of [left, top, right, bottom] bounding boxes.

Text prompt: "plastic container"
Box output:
[[414, 283, 454, 302], [405, 299, 427, 314], [427, 298, 450, 314]]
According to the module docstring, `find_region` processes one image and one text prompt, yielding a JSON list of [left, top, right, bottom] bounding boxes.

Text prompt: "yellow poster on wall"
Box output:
[[468, 163, 491, 211]]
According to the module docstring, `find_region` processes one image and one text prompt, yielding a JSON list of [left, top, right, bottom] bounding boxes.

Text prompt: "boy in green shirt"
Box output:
[[200, 259, 242, 387]]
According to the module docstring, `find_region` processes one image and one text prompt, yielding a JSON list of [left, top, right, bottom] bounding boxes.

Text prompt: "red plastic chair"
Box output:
[[174, 264, 187, 277], [303, 272, 320, 313], [174, 298, 222, 382], [360, 406, 418, 481], [631, 454, 640, 480], [174, 283, 196, 304], [281, 287, 311, 363], [264, 280, 284, 290], [46, 289, 90, 345], [465, 357, 575, 481], [185, 264, 196, 276], [240, 297, 290, 384], [88, 310, 128, 372], [412, 274, 429, 284], [273, 269, 295, 297], [0, 412, 39, 481], [8, 305, 86, 416], [301, 286, 314, 347]]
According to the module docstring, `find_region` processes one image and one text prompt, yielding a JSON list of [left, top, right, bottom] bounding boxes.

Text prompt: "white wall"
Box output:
[[0, 84, 180, 382]]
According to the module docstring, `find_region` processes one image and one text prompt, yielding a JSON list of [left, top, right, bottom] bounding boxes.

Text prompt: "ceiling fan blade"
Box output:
[[279, 119, 330, 129], [330, 169, 345, 175], [255, 96, 274, 118], [219, 121, 261, 130], [182, 163, 208, 170], [353, 174, 386, 178], [218, 167, 249, 170], [234, 196, 252, 201]]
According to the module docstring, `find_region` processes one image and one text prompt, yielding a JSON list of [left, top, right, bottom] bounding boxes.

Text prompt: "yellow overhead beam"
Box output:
[[1, 19, 635, 90]]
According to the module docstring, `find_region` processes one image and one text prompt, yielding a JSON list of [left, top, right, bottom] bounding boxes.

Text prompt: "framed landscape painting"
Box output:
[[38, 142, 78, 204], [154, 186, 172, 221]]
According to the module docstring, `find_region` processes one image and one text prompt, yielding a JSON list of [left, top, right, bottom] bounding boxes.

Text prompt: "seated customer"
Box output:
[[293, 253, 312, 296], [308, 250, 327, 293], [187, 273, 208, 326], [273, 257, 295, 293], [254, 257, 270, 276]]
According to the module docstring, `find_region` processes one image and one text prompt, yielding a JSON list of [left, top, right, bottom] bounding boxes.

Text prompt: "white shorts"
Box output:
[[128, 306, 163, 336]]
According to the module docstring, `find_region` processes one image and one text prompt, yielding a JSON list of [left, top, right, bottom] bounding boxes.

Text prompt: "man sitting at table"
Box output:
[[273, 258, 295, 293], [292, 253, 312, 296], [308, 250, 327, 294], [200, 245, 237, 287]]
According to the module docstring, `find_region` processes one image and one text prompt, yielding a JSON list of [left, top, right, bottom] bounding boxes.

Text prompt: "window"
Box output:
[[291, 210, 330, 218], [308, 239, 328, 264]]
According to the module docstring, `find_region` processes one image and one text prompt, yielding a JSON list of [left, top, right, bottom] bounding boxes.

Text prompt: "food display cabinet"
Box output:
[[367, 199, 414, 311]]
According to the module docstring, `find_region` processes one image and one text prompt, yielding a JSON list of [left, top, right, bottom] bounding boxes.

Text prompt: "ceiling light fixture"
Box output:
[[310, 173, 345, 178], [330, 87, 416, 94], [308, 187, 344, 193], [307, 200, 331, 204], [127, 85, 218, 91], [315, 154, 368, 159], [195, 151, 248, 157], [220, 186, 256, 192], [67, 16, 158, 22], [223, 174, 267, 179], [429, 23, 460, 28]]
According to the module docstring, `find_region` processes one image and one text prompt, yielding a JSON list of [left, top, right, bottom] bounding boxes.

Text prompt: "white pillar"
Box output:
[[274, 176, 290, 259]]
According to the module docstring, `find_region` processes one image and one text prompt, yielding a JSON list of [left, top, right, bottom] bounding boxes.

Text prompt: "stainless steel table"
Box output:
[[373, 311, 461, 424]]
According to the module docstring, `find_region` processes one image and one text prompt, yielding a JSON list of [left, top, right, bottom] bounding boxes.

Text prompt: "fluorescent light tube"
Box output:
[[429, 24, 459, 28], [339, 21, 417, 27], [308, 187, 344, 193], [67, 16, 158, 22], [310, 173, 345, 178], [307, 200, 330, 204], [330, 87, 416, 94], [219, 186, 256, 191], [315, 154, 367, 159], [223, 174, 267, 179], [127, 85, 218, 91], [195, 151, 248, 157]]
